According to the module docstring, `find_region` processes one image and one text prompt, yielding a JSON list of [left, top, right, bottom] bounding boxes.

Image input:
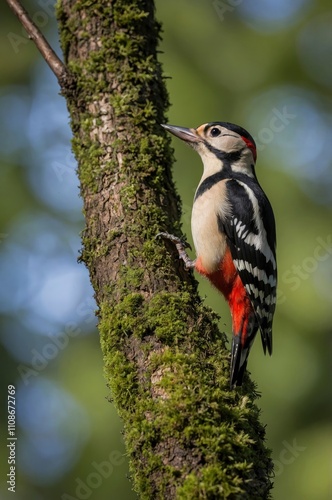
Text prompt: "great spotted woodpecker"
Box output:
[[159, 122, 277, 388]]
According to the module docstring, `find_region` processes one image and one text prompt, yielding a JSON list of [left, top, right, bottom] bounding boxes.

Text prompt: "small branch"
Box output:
[[6, 0, 71, 89]]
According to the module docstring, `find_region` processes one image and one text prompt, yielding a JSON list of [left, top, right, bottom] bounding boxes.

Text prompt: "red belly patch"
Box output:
[[195, 248, 237, 298], [195, 248, 252, 345]]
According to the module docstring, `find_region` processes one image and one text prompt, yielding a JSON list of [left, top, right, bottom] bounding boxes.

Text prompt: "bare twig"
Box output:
[[6, 0, 71, 89]]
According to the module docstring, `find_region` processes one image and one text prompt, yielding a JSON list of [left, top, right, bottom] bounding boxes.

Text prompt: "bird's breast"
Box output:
[[191, 181, 230, 274]]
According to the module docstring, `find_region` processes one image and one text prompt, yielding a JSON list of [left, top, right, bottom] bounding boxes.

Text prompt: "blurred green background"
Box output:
[[0, 1, 331, 499]]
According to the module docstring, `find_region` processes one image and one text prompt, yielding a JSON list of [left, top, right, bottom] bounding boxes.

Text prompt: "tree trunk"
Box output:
[[56, 0, 273, 498]]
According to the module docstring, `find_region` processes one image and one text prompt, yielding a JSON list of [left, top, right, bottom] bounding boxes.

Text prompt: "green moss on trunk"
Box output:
[[56, 0, 273, 498]]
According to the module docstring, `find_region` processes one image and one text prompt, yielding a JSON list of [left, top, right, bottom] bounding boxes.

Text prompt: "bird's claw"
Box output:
[[156, 232, 192, 251], [156, 232, 195, 270]]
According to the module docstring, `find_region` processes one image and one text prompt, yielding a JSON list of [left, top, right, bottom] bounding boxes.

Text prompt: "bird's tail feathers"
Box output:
[[260, 328, 273, 356], [230, 315, 258, 389], [230, 336, 250, 389]]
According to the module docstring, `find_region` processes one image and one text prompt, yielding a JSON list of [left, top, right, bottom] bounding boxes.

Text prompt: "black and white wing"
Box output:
[[221, 177, 277, 354]]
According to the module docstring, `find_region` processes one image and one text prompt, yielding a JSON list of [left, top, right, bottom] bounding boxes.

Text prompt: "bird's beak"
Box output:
[[161, 124, 200, 143]]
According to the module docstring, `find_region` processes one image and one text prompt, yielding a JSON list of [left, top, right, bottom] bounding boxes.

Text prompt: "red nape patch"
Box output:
[[241, 136, 257, 162]]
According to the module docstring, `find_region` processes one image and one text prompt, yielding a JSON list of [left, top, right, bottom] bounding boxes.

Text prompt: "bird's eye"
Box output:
[[210, 127, 221, 137]]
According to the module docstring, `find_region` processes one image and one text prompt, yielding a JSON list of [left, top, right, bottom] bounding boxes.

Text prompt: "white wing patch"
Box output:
[[234, 259, 277, 287], [234, 219, 249, 239], [233, 181, 276, 270]]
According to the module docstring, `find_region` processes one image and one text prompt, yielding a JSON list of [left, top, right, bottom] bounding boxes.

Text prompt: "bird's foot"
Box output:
[[156, 232, 196, 270]]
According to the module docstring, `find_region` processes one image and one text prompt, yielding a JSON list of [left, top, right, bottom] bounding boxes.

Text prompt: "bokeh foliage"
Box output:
[[0, 1, 331, 499]]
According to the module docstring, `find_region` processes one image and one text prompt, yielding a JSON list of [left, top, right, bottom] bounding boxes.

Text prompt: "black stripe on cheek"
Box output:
[[204, 141, 244, 164], [203, 124, 211, 134]]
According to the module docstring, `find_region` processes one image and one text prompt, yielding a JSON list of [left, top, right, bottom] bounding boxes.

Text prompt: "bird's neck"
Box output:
[[200, 152, 255, 183]]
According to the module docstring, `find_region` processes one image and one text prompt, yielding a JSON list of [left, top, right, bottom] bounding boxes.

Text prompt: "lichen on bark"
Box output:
[[56, 0, 274, 498]]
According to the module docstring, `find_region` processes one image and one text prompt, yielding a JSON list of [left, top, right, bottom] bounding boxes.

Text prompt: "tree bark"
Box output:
[[54, 0, 273, 498]]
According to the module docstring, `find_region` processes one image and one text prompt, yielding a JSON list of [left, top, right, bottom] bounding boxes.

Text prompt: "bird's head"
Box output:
[[162, 122, 257, 178]]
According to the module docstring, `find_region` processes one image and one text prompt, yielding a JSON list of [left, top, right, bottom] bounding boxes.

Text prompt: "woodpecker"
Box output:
[[159, 122, 277, 388]]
